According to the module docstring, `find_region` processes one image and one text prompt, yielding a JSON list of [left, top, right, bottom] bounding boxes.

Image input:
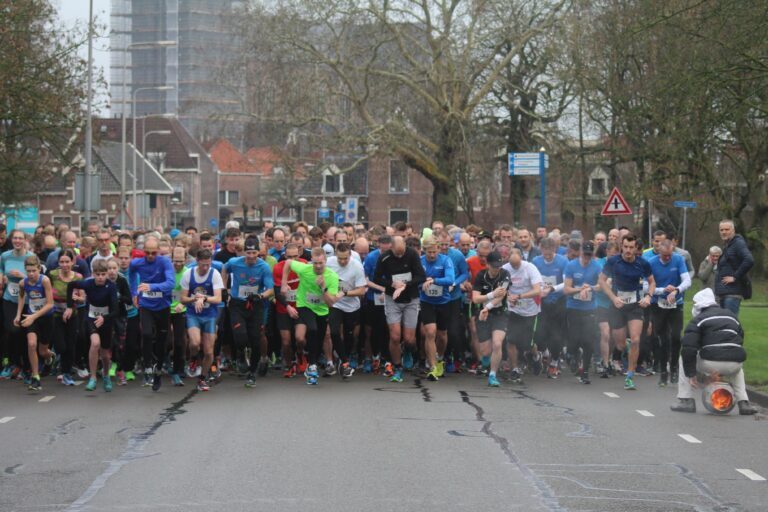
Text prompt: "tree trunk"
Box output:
[[430, 120, 466, 224]]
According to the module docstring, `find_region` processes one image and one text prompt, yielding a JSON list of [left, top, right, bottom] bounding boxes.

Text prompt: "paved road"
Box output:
[[1, 369, 766, 512]]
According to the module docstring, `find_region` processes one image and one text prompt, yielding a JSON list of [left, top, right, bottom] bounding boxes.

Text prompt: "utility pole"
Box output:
[[83, 0, 94, 230]]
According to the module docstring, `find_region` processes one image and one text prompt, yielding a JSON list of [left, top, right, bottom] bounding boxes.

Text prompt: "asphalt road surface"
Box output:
[[1, 369, 766, 512]]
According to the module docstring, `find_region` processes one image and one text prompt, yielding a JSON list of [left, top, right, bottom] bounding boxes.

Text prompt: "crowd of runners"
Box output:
[[0, 217, 751, 398]]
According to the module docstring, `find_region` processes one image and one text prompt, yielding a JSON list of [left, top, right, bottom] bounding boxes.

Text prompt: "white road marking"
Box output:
[[636, 409, 654, 417], [603, 392, 620, 398], [678, 434, 702, 444], [0, 416, 15, 424], [39, 395, 56, 403], [735, 469, 766, 481]]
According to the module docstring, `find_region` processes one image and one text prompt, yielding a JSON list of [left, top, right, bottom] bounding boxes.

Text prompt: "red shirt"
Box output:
[[273, 258, 306, 314], [466, 255, 487, 283]]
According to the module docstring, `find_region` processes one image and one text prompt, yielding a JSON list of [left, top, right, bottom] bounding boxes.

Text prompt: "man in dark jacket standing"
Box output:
[[715, 220, 753, 317], [671, 288, 757, 415]]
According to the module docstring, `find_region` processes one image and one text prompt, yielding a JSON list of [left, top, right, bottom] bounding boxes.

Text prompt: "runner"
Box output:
[[531, 237, 569, 378], [169, 247, 188, 386], [129, 236, 176, 392], [437, 231, 469, 372], [48, 250, 83, 386], [472, 251, 510, 387], [15, 256, 54, 392], [501, 247, 543, 383], [65, 259, 118, 392], [419, 236, 455, 381], [117, 247, 140, 384], [0, 230, 35, 381], [222, 237, 274, 388], [181, 249, 224, 391], [362, 235, 392, 373], [281, 246, 339, 385], [272, 243, 305, 377], [563, 241, 602, 384], [326, 242, 367, 378], [373, 236, 426, 383], [649, 239, 691, 386], [106, 257, 132, 386], [595, 241, 620, 378], [599, 234, 656, 390]]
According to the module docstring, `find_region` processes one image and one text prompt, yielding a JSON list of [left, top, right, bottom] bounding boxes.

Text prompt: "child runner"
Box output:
[[48, 249, 83, 386]]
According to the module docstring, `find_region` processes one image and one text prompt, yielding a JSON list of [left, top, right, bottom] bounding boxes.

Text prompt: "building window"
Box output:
[[52, 216, 72, 228], [323, 173, 342, 194], [219, 190, 239, 206], [389, 209, 408, 225], [389, 160, 409, 193], [172, 184, 183, 203], [589, 178, 607, 197]]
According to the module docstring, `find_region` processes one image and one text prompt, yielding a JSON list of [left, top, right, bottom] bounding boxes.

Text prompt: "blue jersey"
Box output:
[[67, 278, 118, 320], [601, 254, 652, 302], [419, 253, 455, 305], [0, 250, 35, 303], [224, 256, 273, 302], [648, 253, 687, 306], [23, 275, 52, 317], [363, 249, 382, 301], [187, 268, 219, 318], [564, 258, 602, 310], [595, 257, 611, 309], [128, 256, 176, 311], [444, 247, 468, 302], [187, 260, 224, 308], [119, 269, 139, 318], [532, 254, 568, 304]]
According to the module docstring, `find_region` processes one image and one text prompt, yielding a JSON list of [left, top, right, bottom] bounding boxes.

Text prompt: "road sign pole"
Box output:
[[682, 207, 688, 250], [539, 151, 546, 227]]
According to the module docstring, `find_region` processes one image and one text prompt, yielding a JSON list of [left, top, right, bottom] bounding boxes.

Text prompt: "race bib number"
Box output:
[[542, 276, 557, 287], [374, 292, 385, 306], [172, 290, 182, 304], [426, 284, 443, 297], [617, 290, 638, 305], [239, 285, 260, 299], [392, 272, 412, 284], [658, 298, 677, 309], [89, 305, 109, 318], [29, 298, 46, 312], [7, 282, 19, 297], [306, 293, 322, 305], [143, 290, 163, 299], [575, 289, 593, 302], [339, 280, 352, 293], [283, 289, 297, 303]]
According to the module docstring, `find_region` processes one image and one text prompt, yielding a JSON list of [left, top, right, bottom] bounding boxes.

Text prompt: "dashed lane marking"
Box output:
[[603, 392, 620, 398], [735, 469, 766, 481], [0, 416, 15, 424], [39, 395, 56, 403], [636, 409, 654, 417], [678, 434, 702, 444]]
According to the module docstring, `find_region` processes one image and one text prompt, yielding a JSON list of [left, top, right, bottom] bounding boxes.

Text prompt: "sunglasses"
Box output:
[[145, 251, 158, 256]]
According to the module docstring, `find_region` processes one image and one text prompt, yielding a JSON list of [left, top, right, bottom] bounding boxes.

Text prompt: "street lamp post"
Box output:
[[131, 86, 174, 226], [120, 40, 175, 228], [140, 129, 171, 227]]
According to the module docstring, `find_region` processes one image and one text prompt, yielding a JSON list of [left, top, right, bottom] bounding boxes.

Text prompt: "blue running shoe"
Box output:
[[23, 372, 32, 386], [103, 376, 113, 392], [0, 366, 12, 380], [85, 377, 97, 391], [488, 372, 501, 387], [61, 373, 75, 386], [390, 368, 403, 383], [362, 359, 372, 374], [305, 364, 319, 385], [403, 351, 414, 370], [349, 353, 359, 370], [171, 374, 185, 387]]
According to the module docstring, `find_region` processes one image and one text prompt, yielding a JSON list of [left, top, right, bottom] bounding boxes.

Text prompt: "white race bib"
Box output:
[[283, 289, 297, 303], [425, 284, 443, 297], [516, 298, 534, 309], [29, 298, 46, 312], [617, 290, 638, 305], [392, 272, 412, 284], [306, 293, 322, 305], [53, 301, 67, 313], [172, 290, 182, 304], [658, 298, 677, 309], [542, 276, 557, 287], [89, 305, 109, 318], [339, 280, 352, 293], [239, 285, 260, 298], [7, 282, 19, 297], [143, 290, 163, 299], [374, 292, 385, 306]]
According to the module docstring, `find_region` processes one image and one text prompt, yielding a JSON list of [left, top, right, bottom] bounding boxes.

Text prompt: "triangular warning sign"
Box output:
[[601, 187, 632, 216]]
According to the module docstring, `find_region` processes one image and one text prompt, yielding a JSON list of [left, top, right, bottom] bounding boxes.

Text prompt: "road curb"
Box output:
[[747, 386, 768, 409]]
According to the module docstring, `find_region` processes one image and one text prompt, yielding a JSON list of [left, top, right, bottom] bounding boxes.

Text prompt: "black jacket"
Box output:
[[680, 305, 746, 377], [373, 247, 426, 303], [515, 244, 541, 262], [715, 234, 753, 297]]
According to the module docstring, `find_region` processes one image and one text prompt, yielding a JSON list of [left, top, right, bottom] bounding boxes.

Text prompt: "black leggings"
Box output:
[[566, 309, 596, 373], [329, 308, 359, 362], [230, 300, 263, 373], [445, 298, 466, 358], [170, 312, 187, 375], [52, 312, 79, 375], [140, 308, 170, 370], [534, 298, 567, 357], [121, 315, 140, 372], [651, 304, 683, 374]]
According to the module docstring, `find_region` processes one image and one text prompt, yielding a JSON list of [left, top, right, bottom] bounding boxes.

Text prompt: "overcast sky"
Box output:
[[56, 0, 112, 113]]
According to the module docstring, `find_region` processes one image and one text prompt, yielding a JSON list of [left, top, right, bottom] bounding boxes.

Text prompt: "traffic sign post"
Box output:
[[674, 200, 697, 250], [509, 151, 549, 226], [600, 187, 632, 216]]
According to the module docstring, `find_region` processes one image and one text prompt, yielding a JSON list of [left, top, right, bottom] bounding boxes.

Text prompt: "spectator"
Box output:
[[715, 220, 754, 317], [698, 246, 722, 291]]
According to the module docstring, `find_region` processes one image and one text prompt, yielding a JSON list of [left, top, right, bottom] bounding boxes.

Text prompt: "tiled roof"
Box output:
[[209, 139, 260, 173]]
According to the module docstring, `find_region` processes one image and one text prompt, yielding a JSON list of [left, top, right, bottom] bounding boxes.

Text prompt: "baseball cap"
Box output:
[[581, 241, 595, 254], [487, 251, 504, 268], [244, 236, 259, 251]]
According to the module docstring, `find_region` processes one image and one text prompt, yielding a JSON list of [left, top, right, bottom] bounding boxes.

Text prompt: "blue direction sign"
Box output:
[[334, 212, 345, 224], [673, 201, 697, 209], [317, 207, 331, 219], [508, 152, 549, 176]]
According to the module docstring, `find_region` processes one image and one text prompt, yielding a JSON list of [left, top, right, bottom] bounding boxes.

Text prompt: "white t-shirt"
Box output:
[[180, 267, 225, 296], [501, 261, 543, 317], [90, 251, 113, 272], [326, 256, 367, 313]]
